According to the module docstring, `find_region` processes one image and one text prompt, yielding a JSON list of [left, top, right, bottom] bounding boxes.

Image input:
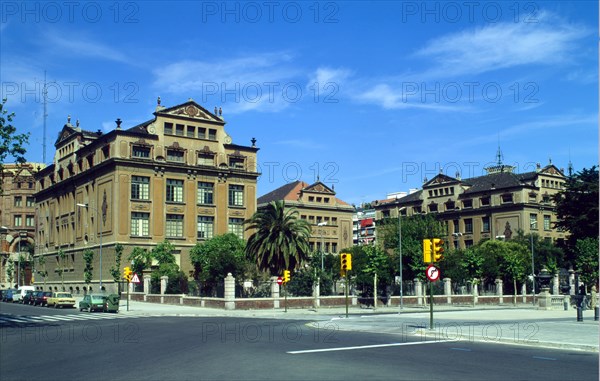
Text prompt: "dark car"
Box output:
[[79, 294, 107, 312], [22, 290, 37, 305], [33, 291, 53, 306], [2, 289, 16, 302]]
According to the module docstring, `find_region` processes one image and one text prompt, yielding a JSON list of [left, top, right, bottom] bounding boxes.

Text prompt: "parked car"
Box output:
[[79, 294, 107, 312], [46, 292, 76, 308], [22, 290, 37, 305], [2, 289, 16, 302], [33, 291, 53, 306], [13, 286, 35, 303]]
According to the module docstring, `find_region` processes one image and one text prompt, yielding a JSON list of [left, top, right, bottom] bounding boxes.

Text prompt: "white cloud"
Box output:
[[43, 33, 132, 64], [416, 12, 590, 76], [356, 83, 464, 111]]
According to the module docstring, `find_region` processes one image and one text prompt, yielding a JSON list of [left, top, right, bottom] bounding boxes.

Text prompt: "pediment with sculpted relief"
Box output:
[[158, 101, 222, 123]]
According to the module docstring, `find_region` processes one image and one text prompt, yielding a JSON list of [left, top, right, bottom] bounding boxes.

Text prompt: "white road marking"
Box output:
[[288, 339, 456, 354]]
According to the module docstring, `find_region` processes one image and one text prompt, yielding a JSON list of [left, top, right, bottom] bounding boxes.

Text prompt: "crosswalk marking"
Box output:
[[0, 313, 142, 325]]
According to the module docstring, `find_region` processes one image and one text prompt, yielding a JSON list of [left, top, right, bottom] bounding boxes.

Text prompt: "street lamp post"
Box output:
[[317, 221, 327, 272], [530, 221, 536, 306], [397, 206, 406, 313], [77, 203, 102, 291]]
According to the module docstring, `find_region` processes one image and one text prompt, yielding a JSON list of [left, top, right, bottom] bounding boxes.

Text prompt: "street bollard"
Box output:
[[595, 306, 599, 321], [577, 306, 583, 322]]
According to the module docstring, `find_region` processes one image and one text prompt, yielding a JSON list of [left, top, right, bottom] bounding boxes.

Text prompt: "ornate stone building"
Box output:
[[34, 99, 259, 292], [1, 163, 45, 287], [374, 161, 569, 249], [257, 180, 354, 255]]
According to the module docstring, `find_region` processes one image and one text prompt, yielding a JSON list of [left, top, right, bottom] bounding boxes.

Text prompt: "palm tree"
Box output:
[[245, 201, 311, 275]]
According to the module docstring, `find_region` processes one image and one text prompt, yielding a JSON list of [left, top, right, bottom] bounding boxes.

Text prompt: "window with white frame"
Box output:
[[197, 216, 214, 240], [530, 214, 538, 229], [464, 218, 473, 234], [166, 149, 185, 163], [26, 197, 35, 207], [166, 214, 184, 237], [197, 152, 215, 166], [228, 218, 244, 239], [228, 185, 244, 206], [14, 196, 22, 207], [132, 145, 151, 158], [482, 216, 490, 232], [131, 176, 150, 200], [544, 215, 551, 230], [197, 182, 214, 204], [14, 215, 22, 226], [26, 215, 35, 227], [166, 179, 184, 203], [131, 212, 150, 236]]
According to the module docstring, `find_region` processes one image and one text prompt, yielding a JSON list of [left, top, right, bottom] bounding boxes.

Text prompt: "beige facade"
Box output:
[[374, 163, 568, 249], [0, 163, 45, 287], [257, 181, 354, 254], [34, 100, 259, 293]]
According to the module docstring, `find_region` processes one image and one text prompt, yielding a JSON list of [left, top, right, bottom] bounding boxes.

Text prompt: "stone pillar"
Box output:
[[521, 283, 527, 303], [160, 275, 168, 295], [569, 268, 575, 296], [224, 273, 235, 310], [373, 273, 378, 310], [143, 270, 152, 295], [313, 277, 320, 309], [270, 276, 280, 309], [552, 273, 559, 295], [414, 279, 423, 306], [443, 278, 452, 304], [591, 286, 598, 309], [495, 279, 503, 304], [472, 280, 478, 305], [537, 268, 553, 310]]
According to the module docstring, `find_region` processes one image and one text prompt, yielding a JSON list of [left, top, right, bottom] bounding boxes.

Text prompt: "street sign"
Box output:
[[276, 277, 283, 285], [131, 273, 141, 284], [426, 264, 440, 282]]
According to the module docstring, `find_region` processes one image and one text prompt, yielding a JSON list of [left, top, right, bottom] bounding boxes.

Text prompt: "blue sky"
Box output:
[[1, 1, 598, 205]]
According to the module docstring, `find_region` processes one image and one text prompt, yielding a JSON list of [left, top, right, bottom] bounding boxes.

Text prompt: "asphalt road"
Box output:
[[1, 303, 598, 381]]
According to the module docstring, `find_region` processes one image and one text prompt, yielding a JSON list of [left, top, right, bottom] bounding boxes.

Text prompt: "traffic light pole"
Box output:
[[345, 270, 349, 318], [127, 281, 130, 311], [429, 274, 434, 330], [284, 283, 288, 313]]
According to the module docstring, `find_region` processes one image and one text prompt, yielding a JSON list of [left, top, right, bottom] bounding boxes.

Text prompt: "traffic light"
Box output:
[[340, 253, 352, 271], [123, 267, 133, 282], [283, 270, 290, 283], [433, 238, 444, 262], [423, 239, 432, 263]]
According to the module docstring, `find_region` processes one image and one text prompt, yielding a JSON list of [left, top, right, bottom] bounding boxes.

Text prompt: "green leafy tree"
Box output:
[[148, 240, 187, 294], [245, 201, 311, 275], [56, 249, 66, 290], [83, 249, 94, 285], [553, 166, 599, 248], [37, 255, 48, 288], [129, 246, 152, 275], [189, 234, 247, 296], [574, 238, 599, 288], [109, 243, 124, 283], [0, 98, 30, 196], [501, 242, 530, 304], [439, 249, 468, 286], [6, 260, 14, 286], [462, 246, 484, 283]]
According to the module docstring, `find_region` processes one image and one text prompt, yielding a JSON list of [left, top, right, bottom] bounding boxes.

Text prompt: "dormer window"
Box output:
[[197, 152, 215, 166], [132, 145, 151, 159], [480, 196, 490, 206], [501, 194, 513, 204], [462, 199, 473, 209], [167, 149, 185, 163], [229, 156, 245, 169]]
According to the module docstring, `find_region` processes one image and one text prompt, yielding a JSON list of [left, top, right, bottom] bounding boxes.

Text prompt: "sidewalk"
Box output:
[[109, 298, 599, 352]]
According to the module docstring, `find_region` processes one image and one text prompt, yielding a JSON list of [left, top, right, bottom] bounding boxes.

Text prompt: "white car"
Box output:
[[13, 286, 35, 303]]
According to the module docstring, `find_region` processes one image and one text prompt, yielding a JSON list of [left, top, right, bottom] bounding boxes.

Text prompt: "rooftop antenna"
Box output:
[[43, 70, 48, 163], [568, 147, 574, 176], [495, 133, 503, 166]]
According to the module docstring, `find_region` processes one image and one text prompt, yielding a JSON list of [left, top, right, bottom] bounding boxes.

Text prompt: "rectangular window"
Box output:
[[544, 215, 551, 230], [132, 146, 151, 158], [332, 243, 338, 253], [14, 196, 22, 207], [480, 197, 490, 206], [14, 215, 22, 226], [187, 125, 195, 138], [197, 216, 214, 240], [197, 182, 214, 204], [131, 212, 150, 236], [482, 217, 490, 232], [228, 185, 244, 206], [465, 240, 474, 248], [428, 203, 438, 212], [530, 214, 538, 229], [164, 122, 173, 135], [175, 124, 184, 136], [229, 157, 245, 169], [26, 215, 35, 227], [464, 218, 473, 234], [197, 153, 215, 166], [198, 127, 206, 139], [453, 220, 459, 233], [208, 129, 217, 140], [166, 214, 184, 237], [228, 218, 244, 239], [131, 176, 150, 200], [167, 149, 185, 163], [26, 197, 35, 207], [501, 194, 513, 203], [166, 179, 184, 203], [462, 199, 473, 209]]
